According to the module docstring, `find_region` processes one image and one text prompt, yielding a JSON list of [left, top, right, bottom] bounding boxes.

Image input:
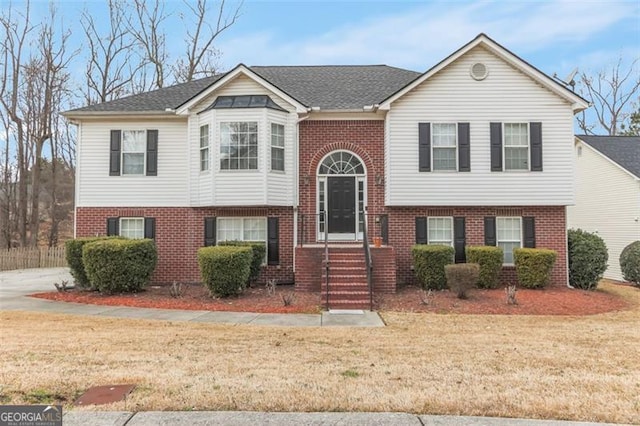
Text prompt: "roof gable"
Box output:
[[576, 135, 640, 179], [379, 33, 589, 112]]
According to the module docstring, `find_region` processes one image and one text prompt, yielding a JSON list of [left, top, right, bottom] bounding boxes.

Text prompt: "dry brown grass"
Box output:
[[1, 282, 639, 423]]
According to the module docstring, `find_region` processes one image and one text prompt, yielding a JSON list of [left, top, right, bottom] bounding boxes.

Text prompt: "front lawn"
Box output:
[[0, 282, 638, 423]]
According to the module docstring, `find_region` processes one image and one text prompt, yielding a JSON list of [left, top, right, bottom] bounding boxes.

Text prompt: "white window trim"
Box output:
[[200, 124, 210, 173], [270, 122, 285, 173], [119, 217, 145, 239], [496, 216, 523, 265], [502, 122, 530, 172], [216, 217, 268, 264], [219, 121, 259, 172], [431, 123, 458, 172], [121, 130, 147, 176], [427, 216, 454, 247]]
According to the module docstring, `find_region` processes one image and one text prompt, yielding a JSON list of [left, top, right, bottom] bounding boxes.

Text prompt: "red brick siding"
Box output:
[[387, 206, 567, 287], [76, 206, 294, 285], [298, 120, 386, 243]]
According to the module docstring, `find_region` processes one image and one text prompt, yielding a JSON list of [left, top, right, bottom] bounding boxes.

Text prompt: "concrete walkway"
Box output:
[[0, 268, 384, 327], [62, 411, 623, 426]]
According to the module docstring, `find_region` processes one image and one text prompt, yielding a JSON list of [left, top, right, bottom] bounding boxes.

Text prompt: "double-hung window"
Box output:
[[200, 125, 210, 172], [496, 217, 522, 264], [271, 123, 285, 172], [122, 130, 146, 175], [119, 217, 144, 239], [220, 122, 258, 170], [428, 217, 453, 246], [432, 123, 457, 171], [504, 123, 529, 170]]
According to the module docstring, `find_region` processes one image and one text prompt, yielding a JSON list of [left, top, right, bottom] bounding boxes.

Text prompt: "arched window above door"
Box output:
[[318, 151, 365, 175]]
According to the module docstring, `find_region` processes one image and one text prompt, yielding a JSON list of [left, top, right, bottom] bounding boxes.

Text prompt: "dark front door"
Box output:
[[327, 177, 356, 234]]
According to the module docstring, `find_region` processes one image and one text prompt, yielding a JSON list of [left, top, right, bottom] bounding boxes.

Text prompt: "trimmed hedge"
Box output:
[[567, 228, 608, 290], [82, 239, 157, 294], [412, 245, 455, 290], [65, 236, 122, 289], [445, 263, 480, 299], [198, 246, 252, 297], [465, 246, 503, 289], [620, 241, 640, 286], [514, 248, 557, 289], [218, 241, 266, 283]]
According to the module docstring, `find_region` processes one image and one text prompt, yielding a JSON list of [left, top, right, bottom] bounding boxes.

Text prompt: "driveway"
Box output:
[[0, 267, 72, 302]]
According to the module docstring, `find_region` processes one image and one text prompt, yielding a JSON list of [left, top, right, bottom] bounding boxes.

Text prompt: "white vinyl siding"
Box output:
[[497, 217, 522, 264], [504, 123, 529, 171], [77, 118, 189, 207], [567, 141, 640, 281], [200, 125, 210, 172], [432, 124, 457, 171], [122, 130, 146, 175], [120, 217, 144, 239], [428, 217, 453, 246], [385, 45, 575, 206]]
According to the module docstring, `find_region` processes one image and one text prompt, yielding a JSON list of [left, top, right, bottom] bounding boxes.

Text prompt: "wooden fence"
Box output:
[[0, 247, 67, 271]]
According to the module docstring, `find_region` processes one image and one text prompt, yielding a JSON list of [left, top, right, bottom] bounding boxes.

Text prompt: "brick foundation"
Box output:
[[75, 206, 294, 285], [387, 206, 568, 287]]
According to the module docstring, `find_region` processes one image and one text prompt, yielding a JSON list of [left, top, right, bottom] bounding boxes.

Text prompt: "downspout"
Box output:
[[292, 113, 311, 272], [73, 121, 81, 238]]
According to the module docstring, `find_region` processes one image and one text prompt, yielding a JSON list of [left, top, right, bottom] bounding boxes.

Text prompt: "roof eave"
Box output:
[[61, 110, 179, 119]]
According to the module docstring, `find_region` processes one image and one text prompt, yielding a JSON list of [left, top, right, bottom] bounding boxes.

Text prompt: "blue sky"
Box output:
[[17, 0, 639, 78]]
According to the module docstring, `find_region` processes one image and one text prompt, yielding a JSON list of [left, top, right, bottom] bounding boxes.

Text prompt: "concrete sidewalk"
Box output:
[[0, 268, 384, 327], [62, 411, 623, 426]]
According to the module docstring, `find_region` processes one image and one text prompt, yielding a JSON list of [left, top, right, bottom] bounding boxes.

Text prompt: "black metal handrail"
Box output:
[[322, 211, 330, 309], [362, 209, 373, 311]]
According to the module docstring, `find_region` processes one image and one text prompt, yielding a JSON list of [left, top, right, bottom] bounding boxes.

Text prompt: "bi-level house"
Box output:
[[63, 34, 588, 308]]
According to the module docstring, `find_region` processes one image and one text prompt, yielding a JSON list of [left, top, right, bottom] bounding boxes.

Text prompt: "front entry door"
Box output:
[[327, 177, 356, 234]]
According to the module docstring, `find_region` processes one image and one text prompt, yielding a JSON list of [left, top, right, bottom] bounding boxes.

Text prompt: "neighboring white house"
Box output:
[[568, 135, 640, 281]]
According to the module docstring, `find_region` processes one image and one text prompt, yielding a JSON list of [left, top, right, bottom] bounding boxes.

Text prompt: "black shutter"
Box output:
[[484, 216, 496, 246], [458, 123, 470, 172], [107, 217, 119, 236], [109, 130, 121, 176], [453, 217, 466, 263], [204, 217, 216, 247], [267, 217, 279, 265], [490, 123, 503, 172], [380, 214, 389, 245], [415, 217, 428, 244], [530, 122, 543, 171], [146, 130, 158, 176], [523, 217, 536, 248], [418, 123, 431, 172], [144, 217, 156, 239]]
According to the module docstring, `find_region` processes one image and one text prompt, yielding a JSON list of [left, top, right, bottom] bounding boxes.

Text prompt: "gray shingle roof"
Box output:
[[65, 65, 420, 114], [577, 135, 640, 179]]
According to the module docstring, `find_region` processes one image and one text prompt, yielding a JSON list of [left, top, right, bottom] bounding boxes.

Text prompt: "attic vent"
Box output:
[[470, 62, 488, 80]]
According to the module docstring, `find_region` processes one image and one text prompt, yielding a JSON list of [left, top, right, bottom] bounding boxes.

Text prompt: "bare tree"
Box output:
[[128, 0, 169, 90], [577, 57, 640, 135], [81, 0, 144, 104], [173, 0, 242, 83]]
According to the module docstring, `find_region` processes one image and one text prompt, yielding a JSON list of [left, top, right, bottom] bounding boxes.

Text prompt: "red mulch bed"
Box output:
[[30, 281, 634, 316]]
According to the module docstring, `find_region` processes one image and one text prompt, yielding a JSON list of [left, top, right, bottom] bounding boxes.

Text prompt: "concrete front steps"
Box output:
[[322, 248, 372, 310]]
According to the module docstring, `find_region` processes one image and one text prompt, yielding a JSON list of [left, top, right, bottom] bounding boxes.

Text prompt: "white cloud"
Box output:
[[218, 0, 636, 70]]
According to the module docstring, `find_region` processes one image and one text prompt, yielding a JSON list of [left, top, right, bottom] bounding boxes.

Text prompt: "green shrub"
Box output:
[[465, 246, 504, 289], [620, 241, 640, 286], [445, 263, 480, 299], [567, 229, 608, 290], [82, 239, 157, 294], [514, 248, 557, 289], [65, 236, 123, 289], [412, 245, 455, 290], [198, 246, 252, 297], [218, 241, 266, 283]]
